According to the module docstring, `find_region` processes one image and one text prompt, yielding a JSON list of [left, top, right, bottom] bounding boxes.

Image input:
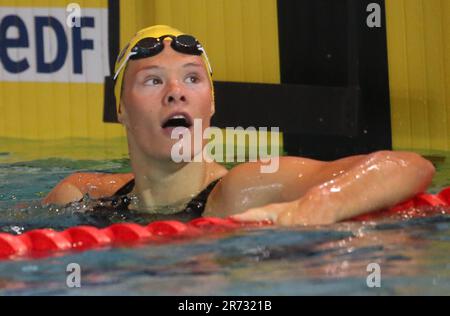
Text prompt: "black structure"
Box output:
[[103, 0, 391, 161], [212, 82, 360, 137], [275, 0, 391, 159], [103, 0, 120, 123]]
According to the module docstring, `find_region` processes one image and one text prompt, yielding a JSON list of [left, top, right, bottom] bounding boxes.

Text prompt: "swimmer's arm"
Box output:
[[41, 172, 134, 206], [42, 179, 83, 206], [205, 156, 328, 217], [231, 151, 435, 225]]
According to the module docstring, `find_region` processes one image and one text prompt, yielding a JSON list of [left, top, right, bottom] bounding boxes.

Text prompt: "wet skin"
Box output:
[[42, 41, 435, 226]]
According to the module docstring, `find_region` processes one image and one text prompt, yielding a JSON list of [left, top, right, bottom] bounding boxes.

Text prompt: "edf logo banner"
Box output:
[[0, 6, 110, 83]]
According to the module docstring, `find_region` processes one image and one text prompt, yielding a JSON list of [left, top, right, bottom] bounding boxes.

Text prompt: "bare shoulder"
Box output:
[[218, 156, 325, 188], [204, 161, 228, 185], [204, 156, 326, 216], [42, 172, 134, 206]]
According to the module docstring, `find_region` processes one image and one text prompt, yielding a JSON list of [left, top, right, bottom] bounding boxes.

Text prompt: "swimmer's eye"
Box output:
[[185, 75, 200, 84], [144, 77, 163, 86]]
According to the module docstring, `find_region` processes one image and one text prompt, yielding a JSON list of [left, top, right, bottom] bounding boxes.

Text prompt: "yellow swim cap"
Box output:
[[113, 25, 214, 114]]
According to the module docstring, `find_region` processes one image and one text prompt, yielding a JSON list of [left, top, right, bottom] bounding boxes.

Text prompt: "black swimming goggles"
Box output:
[[113, 34, 212, 81]]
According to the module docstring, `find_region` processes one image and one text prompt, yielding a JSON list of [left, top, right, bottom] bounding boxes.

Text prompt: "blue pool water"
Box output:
[[0, 139, 450, 295]]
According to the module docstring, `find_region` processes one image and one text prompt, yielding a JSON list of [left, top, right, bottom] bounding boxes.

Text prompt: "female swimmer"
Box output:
[[42, 25, 435, 226]]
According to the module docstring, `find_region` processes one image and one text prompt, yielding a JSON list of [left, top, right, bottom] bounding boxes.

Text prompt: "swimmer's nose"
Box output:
[[164, 81, 186, 106]]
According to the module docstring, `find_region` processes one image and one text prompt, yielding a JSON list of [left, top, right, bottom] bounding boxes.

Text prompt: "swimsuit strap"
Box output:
[[113, 178, 136, 196], [112, 177, 221, 199], [183, 177, 221, 213], [88, 177, 222, 223], [71, 177, 222, 227]]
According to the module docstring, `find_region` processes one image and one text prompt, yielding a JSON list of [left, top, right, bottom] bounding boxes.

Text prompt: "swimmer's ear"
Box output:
[[117, 101, 128, 125], [210, 101, 215, 117]]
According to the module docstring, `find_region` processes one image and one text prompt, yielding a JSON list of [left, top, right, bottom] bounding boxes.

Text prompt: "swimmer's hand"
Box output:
[[230, 190, 336, 226]]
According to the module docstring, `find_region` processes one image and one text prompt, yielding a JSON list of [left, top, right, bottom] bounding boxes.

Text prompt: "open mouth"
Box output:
[[162, 114, 193, 129]]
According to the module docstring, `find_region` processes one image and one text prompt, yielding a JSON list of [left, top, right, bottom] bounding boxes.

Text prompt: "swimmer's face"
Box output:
[[118, 39, 214, 161]]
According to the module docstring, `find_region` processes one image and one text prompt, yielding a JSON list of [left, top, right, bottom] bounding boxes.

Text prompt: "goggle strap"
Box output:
[[113, 51, 138, 81], [198, 46, 213, 75]]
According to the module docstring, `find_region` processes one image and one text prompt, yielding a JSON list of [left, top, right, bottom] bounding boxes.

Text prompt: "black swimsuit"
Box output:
[[75, 178, 222, 227]]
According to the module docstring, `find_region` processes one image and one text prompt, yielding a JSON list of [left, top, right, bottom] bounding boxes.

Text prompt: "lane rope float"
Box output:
[[1, 187, 450, 260]]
